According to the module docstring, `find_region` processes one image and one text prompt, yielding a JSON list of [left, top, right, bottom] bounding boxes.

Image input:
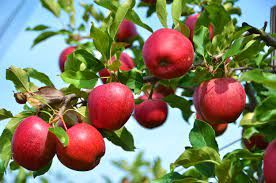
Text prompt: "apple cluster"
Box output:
[[11, 11, 274, 182]]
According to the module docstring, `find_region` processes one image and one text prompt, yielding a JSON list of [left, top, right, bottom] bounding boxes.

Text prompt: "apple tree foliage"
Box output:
[[0, 0, 276, 182]]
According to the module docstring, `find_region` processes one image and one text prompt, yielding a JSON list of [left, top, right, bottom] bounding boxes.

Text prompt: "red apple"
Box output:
[[243, 134, 268, 151], [264, 140, 276, 183], [12, 116, 56, 171], [88, 82, 134, 131], [194, 78, 246, 124], [99, 52, 135, 84], [117, 20, 138, 43], [139, 92, 164, 100], [56, 123, 105, 171], [143, 28, 194, 79], [185, 14, 214, 42], [59, 46, 76, 72], [196, 113, 228, 136], [134, 99, 168, 129]]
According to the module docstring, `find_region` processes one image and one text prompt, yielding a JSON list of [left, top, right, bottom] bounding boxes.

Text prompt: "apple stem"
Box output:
[[60, 115, 68, 131], [148, 83, 155, 100]]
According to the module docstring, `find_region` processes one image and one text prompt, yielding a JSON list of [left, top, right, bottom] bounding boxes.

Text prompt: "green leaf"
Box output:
[[110, 0, 134, 39], [241, 69, 276, 90], [40, 0, 61, 17], [0, 111, 34, 178], [153, 172, 208, 183], [189, 120, 218, 151], [58, 0, 74, 13], [126, 10, 153, 33], [26, 25, 50, 31], [171, 147, 221, 170], [6, 66, 31, 92], [101, 127, 135, 151], [61, 70, 98, 89], [33, 161, 52, 178], [9, 161, 19, 170], [222, 37, 244, 60], [118, 70, 144, 94], [171, 0, 183, 26], [90, 23, 111, 60], [156, 0, 168, 28], [223, 149, 263, 161], [163, 95, 192, 121], [31, 31, 58, 48], [24, 68, 54, 87], [193, 26, 210, 58], [49, 127, 69, 147], [254, 96, 276, 123], [75, 106, 89, 122], [0, 109, 13, 121], [65, 49, 104, 72], [174, 21, 190, 38], [152, 158, 166, 179]]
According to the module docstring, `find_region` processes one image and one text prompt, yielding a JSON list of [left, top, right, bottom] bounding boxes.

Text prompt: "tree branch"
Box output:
[[242, 22, 276, 48]]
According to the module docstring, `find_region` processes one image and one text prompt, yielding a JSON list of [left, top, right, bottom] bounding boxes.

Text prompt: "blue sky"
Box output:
[[0, 0, 275, 182]]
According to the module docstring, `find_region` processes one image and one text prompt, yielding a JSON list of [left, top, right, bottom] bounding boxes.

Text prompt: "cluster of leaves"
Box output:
[[0, 0, 275, 182], [103, 152, 166, 183]]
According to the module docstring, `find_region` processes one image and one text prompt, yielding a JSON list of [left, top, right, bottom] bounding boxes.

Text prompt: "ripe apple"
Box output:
[[193, 78, 246, 124], [56, 123, 105, 171], [143, 28, 194, 79], [139, 92, 164, 100], [117, 20, 138, 43], [185, 14, 214, 42], [88, 82, 135, 131], [264, 140, 276, 183], [99, 52, 135, 83], [59, 46, 76, 72], [196, 113, 228, 136], [243, 134, 268, 150], [134, 98, 168, 129], [12, 116, 56, 171]]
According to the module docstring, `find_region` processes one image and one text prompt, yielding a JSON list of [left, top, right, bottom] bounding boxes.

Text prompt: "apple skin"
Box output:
[[117, 20, 138, 42], [134, 99, 168, 129], [12, 116, 56, 171], [185, 14, 214, 42], [243, 134, 268, 151], [59, 46, 76, 72], [196, 113, 228, 136], [143, 28, 194, 79], [88, 82, 134, 131], [264, 140, 276, 183], [99, 52, 135, 84], [139, 92, 164, 100], [194, 78, 246, 124], [56, 123, 105, 171]]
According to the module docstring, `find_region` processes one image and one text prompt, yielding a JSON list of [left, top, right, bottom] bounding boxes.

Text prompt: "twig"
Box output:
[[219, 138, 241, 151], [143, 76, 159, 83], [242, 22, 276, 48]]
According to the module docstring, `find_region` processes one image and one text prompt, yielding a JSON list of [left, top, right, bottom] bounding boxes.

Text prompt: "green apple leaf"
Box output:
[[49, 127, 69, 147], [189, 120, 218, 152], [33, 161, 52, 178], [156, 0, 168, 28], [171, 0, 183, 26], [254, 96, 276, 123], [171, 147, 221, 170], [61, 70, 98, 89], [40, 0, 61, 17], [6, 66, 32, 92], [0, 109, 13, 121], [26, 25, 50, 31], [163, 94, 192, 121], [109, 0, 135, 39], [101, 127, 136, 151], [24, 68, 54, 87]]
